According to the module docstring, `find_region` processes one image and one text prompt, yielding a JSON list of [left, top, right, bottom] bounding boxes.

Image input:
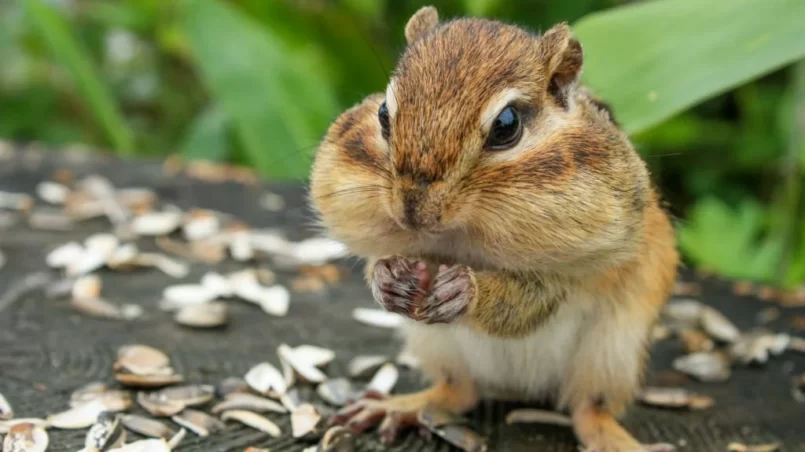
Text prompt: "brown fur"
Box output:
[[310, 7, 678, 450]]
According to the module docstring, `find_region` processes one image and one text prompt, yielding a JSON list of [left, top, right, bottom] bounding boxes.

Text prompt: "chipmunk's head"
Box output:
[[311, 6, 650, 270]]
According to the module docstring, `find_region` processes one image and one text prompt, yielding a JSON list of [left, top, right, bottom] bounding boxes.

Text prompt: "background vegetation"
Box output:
[[1, 0, 804, 288]]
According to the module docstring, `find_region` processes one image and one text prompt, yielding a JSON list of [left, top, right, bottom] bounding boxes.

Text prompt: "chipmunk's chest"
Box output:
[[404, 299, 591, 401]]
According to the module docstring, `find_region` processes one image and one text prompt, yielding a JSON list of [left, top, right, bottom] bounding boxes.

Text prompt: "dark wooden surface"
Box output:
[[0, 147, 803, 452]]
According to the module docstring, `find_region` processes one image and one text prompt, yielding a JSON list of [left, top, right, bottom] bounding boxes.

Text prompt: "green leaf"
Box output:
[[343, 0, 384, 21], [23, 0, 134, 154], [178, 106, 229, 161], [463, 0, 502, 16], [181, 0, 339, 180], [677, 197, 783, 282], [573, 0, 805, 134]]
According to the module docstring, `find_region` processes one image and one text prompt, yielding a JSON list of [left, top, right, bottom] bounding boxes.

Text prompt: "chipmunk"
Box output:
[[309, 6, 678, 451]]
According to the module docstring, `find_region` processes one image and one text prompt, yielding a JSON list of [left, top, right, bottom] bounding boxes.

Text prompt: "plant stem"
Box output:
[[776, 59, 805, 286]]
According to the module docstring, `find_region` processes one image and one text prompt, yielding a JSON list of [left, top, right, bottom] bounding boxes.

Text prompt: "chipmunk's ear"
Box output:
[[540, 23, 583, 107], [405, 6, 439, 44]]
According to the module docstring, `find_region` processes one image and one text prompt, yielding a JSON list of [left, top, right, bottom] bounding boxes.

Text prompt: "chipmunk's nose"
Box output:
[[401, 187, 441, 230]]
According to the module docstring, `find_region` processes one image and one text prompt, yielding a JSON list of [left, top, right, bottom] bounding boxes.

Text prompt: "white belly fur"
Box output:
[[400, 300, 590, 403]]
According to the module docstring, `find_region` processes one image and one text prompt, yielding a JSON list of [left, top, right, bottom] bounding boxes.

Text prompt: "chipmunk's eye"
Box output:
[[485, 105, 522, 150], [378, 101, 390, 140]]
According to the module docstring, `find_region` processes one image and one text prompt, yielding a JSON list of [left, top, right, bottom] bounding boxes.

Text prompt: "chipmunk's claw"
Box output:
[[329, 393, 432, 445], [371, 256, 431, 318], [419, 264, 474, 324]]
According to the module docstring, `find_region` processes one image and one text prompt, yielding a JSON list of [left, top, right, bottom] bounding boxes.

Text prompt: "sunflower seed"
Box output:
[[116, 345, 170, 374], [133, 253, 189, 279], [319, 426, 356, 452], [680, 329, 715, 353], [80, 175, 130, 225], [182, 210, 221, 241], [28, 208, 74, 230], [352, 308, 402, 328], [216, 377, 250, 397], [236, 282, 290, 317], [85, 412, 126, 450], [72, 297, 142, 320], [221, 410, 282, 437], [367, 363, 398, 395], [131, 212, 183, 236], [48, 399, 107, 429], [71, 390, 132, 412], [730, 331, 790, 364], [201, 272, 233, 298], [120, 415, 176, 440], [638, 387, 714, 410], [662, 299, 703, 327], [316, 379, 356, 407], [431, 424, 487, 452], [0, 192, 34, 211], [230, 231, 254, 261], [137, 393, 186, 417], [3, 422, 49, 452], [167, 428, 186, 449], [86, 234, 121, 259], [0, 393, 12, 420], [700, 306, 741, 343], [66, 248, 107, 277], [107, 438, 171, 452], [287, 238, 348, 266], [280, 355, 296, 390], [72, 274, 103, 300], [71, 382, 108, 404], [673, 352, 731, 382], [419, 406, 472, 428], [116, 373, 184, 389], [280, 388, 302, 412], [294, 345, 336, 368], [292, 403, 322, 438], [36, 181, 70, 204], [503, 408, 571, 427], [789, 336, 805, 353], [160, 284, 218, 311], [116, 188, 157, 212], [171, 409, 224, 437], [278, 344, 327, 383], [727, 443, 780, 452], [245, 362, 286, 395], [106, 243, 141, 269], [175, 302, 229, 328], [348, 355, 388, 378], [154, 385, 215, 407], [0, 419, 48, 435], [210, 393, 287, 414]]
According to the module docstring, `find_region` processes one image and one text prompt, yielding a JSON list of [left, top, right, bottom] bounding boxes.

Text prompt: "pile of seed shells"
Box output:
[[0, 343, 486, 452], [0, 173, 350, 327]]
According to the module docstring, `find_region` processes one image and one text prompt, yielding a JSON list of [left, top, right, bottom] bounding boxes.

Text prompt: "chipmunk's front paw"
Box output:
[[371, 256, 431, 318], [418, 264, 475, 324]]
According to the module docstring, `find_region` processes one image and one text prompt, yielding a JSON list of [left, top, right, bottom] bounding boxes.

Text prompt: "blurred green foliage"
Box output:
[[1, 0, 804, 287]]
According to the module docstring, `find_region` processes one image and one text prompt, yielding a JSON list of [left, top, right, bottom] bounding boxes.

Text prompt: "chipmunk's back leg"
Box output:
[[563, 208, 677, 451]]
